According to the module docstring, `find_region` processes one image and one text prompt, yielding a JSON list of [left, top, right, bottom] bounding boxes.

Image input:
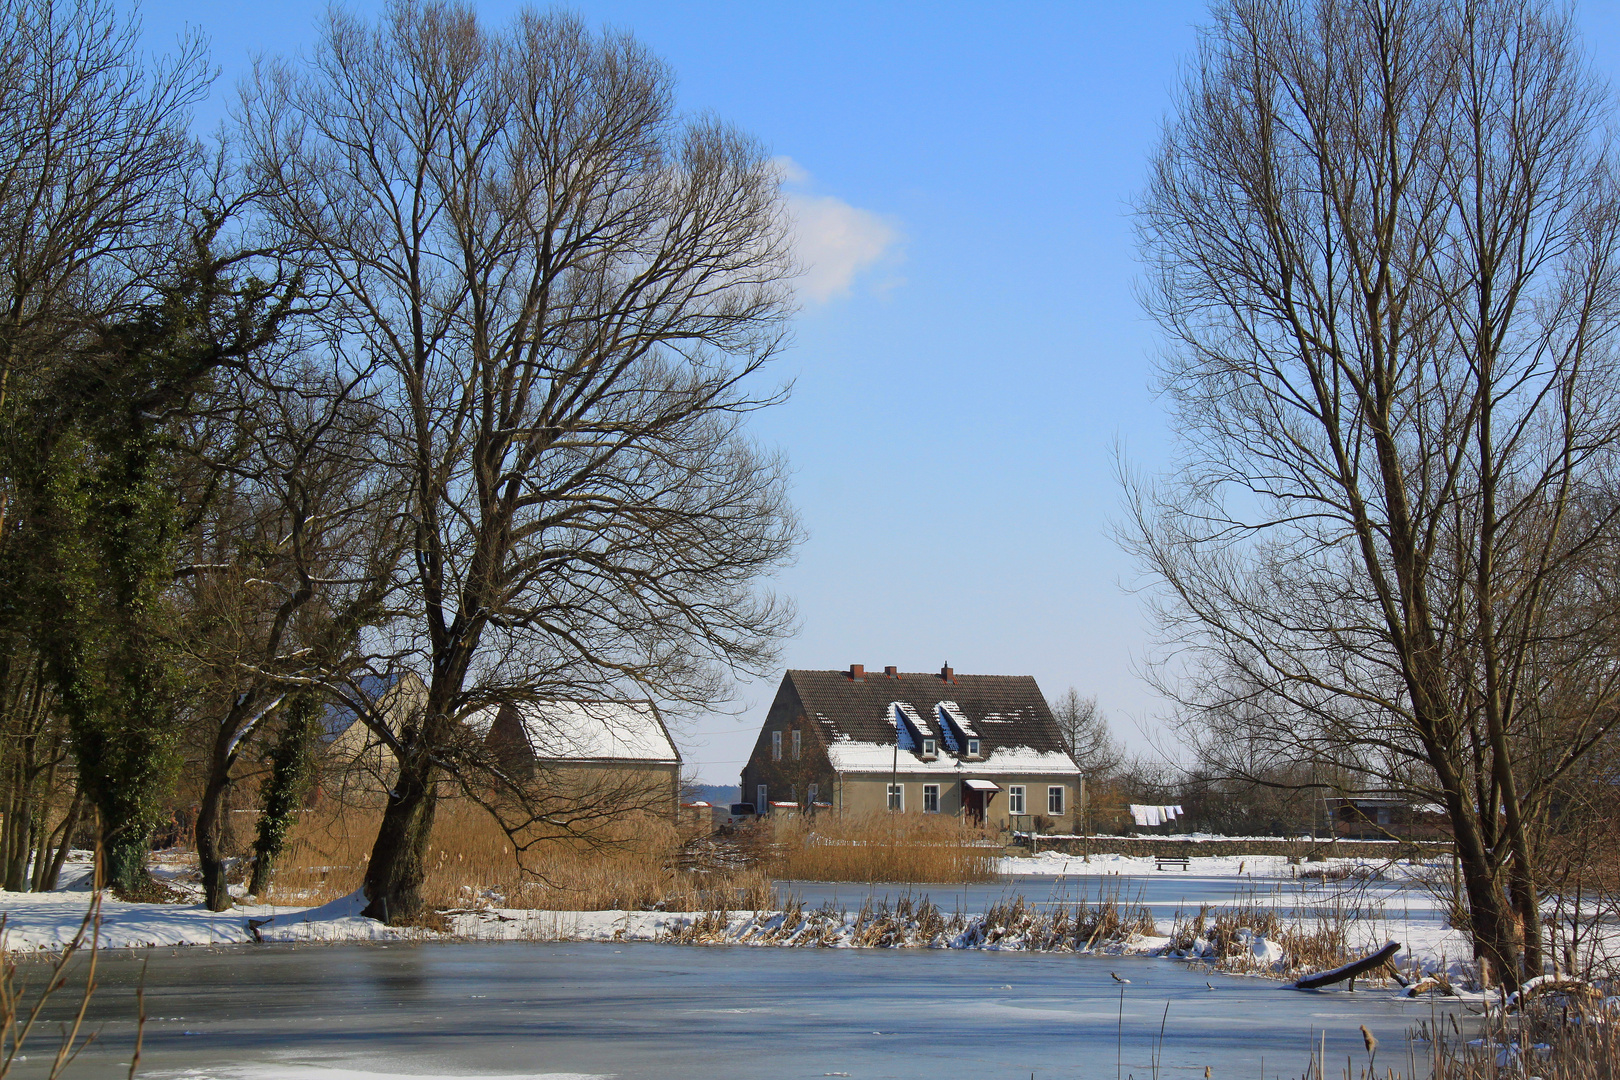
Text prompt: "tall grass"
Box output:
[[1164, 886, 1391, 981], [769, 812, 997, 883], [657, 889, 1160, 949], [262, 805, 993, 912], [1422, 990, 1620, 1080], [262, 798, 772, 912]]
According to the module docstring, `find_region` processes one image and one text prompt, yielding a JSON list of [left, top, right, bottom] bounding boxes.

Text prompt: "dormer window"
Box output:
[[922, 738, 936, 756], [967, 738, 980, 756]]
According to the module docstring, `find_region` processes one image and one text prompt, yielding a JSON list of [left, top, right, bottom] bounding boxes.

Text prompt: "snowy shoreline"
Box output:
[[0, 850, 1491, 994]]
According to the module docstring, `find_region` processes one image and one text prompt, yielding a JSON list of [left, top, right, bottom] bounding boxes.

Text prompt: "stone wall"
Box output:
[[1013, 835, 1452, 860]]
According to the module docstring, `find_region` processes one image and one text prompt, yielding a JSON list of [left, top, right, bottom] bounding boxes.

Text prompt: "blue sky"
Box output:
[[138, 1, 1620, 785]]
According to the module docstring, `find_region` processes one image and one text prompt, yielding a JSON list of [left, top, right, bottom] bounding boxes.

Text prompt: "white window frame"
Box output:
[[771, 730, 781, 761], [966, 738, 979, 756], [756, 784, 767, 812], [1008, 785, 1026, 815], [792, 729, 801, 759], [886, 783, 904, 812], [922, 784, 940, 813], [807, 783, 819, 805], [922, 737, 935, 756], [1048, 785, 1065, 815]]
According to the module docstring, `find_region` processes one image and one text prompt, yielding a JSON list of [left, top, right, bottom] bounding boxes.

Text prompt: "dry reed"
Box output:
[[768, 813, 997, 883], [656, 889, 1159, 951], [1165, 887, 1383, 980], [262, 798, 773, 912], [1420, 989, 1620, 1080]]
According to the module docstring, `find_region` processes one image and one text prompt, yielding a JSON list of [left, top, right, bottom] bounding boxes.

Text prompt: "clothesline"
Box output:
[[1129, 803, 1184, 828]]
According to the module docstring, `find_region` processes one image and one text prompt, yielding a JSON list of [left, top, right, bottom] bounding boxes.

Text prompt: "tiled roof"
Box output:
[[786, 669, 1070, 758]]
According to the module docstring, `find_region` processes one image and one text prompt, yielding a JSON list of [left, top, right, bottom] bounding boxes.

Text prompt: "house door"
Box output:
[[964, 788, 986, 825]]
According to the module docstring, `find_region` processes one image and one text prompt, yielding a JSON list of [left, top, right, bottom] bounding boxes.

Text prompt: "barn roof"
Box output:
[[491, 699, 680, 764]]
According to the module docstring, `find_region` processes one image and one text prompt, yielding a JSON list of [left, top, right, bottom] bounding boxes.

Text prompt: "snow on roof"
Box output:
[[504, 700, 679, 764], [463, 705, 498, 738], [937, 701, 979, 741], [895, 702, 932, 736], [824, 737, 1078, 776]]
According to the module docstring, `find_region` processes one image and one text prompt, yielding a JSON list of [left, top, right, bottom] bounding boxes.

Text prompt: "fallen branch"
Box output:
[[1405, 973, 1458, 997], [1502, 975, 1598, 1013], [1292, 941, 1401, 990]]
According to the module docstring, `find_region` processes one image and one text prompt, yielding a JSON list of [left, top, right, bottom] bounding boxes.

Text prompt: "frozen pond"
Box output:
[[16, 941, 1462, 1079]]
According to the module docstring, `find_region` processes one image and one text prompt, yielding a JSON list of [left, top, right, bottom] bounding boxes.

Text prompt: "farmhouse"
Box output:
[[740, 665, 1081, 832]]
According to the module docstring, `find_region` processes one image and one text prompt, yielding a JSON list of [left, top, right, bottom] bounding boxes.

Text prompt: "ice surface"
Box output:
[[170, 1071, 606, 1080], [9, 942, 1463, 1079]]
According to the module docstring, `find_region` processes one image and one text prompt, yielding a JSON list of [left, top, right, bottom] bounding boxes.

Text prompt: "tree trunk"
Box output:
[[360, 749, 439, 925], [41, 788, 82, 891], [1438, 761, 1525, 990], [195, 768, 233, 911], [360, 652, 468, 924], [26, 747, 60, 893], [2, 756, 25, 891], [1508, 850, 1545, 979]]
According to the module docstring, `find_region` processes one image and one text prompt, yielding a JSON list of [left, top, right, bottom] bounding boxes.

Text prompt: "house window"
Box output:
[[887, 783, 904, 811], [922, 738, 935, 756], [792, 729, 801, 759], [808, 783, 819, 805], [757, 784, 768, 812], [967, 738, 979, 756], [1008, 785, 1026, 815], [1048, 785, 1065, 815], [923, 784, 940, 813], [771, 730, 781, 761]]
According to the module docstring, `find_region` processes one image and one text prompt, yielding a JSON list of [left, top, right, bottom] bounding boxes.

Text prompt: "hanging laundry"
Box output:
[[1130, 804, 1185, 828]]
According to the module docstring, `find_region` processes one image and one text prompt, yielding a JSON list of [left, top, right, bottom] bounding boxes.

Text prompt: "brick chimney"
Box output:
[[884, 665, 898, 678], [849, 664, 865, 681], [940, 662, 954, 682]]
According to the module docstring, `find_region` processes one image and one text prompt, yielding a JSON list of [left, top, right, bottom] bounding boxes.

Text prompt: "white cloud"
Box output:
[[776, 157, 901, 304]]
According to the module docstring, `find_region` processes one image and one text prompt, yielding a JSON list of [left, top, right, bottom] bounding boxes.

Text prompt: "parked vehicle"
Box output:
[[716, 802, 757, 827]]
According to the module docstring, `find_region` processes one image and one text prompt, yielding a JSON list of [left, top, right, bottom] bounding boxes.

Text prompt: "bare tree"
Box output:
[[1128, 0, 1620, 988], [1049, 688, 1122, 780], [0, 0, 206, 435], [244, 1, 801, 923], [180, 357, 407, 911]]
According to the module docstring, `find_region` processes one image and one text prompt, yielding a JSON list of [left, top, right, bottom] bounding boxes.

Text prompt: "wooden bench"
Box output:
[[1155, 856, 1191, 871]]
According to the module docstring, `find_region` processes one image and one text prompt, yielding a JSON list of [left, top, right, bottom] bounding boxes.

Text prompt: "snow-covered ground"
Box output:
[[997, 849, 1425, 878]]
